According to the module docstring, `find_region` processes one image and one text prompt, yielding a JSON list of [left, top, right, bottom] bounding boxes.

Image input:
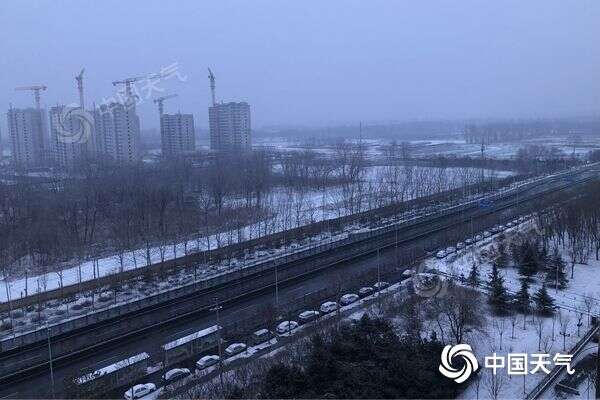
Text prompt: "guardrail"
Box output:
[[0, 165, 595, 353], [526, 324, 599, 399]]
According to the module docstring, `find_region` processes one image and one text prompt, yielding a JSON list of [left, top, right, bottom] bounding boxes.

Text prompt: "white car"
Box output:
[[340, 293, 359, 306], [402, 269, 414, 278], [225, 342, 246, 356], [483, 231, 491, 238], [196, 355, 220, 370], [298, 310, 319, 323], [124, 383, 156, 400], [445, 246, 456, 254], [358, 286, 374, 297], [276, 320, 299, 334], [506, 222, 514, 228], [512, 219, 519, 225], [518, 216, 525, 223], [475, 234, 483, 241], [498, 225, 505, 231], [164, 368, 190, 383], [456, 242, 465, 250], [436, 250, 447, 258], [465, 238, 473, 245], [320, 301, 338, 314], [373, 281, 389, 290]]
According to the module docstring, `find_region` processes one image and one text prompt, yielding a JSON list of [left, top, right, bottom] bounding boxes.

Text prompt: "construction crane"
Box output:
[[208, 68, 216, 106], [75, 68, 85, 109], [112, 72, 163, 100], [15, 85, 47, 109], [153, 94, 178, 116]]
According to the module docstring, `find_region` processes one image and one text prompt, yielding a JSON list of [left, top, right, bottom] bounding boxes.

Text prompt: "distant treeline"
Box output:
[[465, 119, 600, 145]]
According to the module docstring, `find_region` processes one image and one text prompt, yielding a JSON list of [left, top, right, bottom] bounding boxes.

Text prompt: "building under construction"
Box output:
[[207, 68, 251, 152]]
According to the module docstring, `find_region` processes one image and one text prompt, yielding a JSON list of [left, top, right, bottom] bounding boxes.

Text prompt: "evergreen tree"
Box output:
[[546, 247, 568, 289], [533, 284, 555, 315], [495, 241, 509, 268], [519, 242, 540, 279], [488, 262, 509, 311], [515, 279, 530, 311], [467, 263, 479, 287]]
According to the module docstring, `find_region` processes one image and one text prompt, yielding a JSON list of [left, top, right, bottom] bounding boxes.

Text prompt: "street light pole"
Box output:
[[275, 265, 279, 315], [595, 326, 600, 399], [47, 327, 55, 399], [210, 299, 224, 397]]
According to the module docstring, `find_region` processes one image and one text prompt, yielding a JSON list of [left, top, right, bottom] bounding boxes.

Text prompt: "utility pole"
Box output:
[[210, 299, 224, 397]]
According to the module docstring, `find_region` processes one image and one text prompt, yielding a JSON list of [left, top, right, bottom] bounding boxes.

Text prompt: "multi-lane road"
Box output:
[[1, 165, 598, 398]]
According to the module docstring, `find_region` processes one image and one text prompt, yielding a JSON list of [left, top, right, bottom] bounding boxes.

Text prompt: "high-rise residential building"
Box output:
[[6, 107, 48, 168], [49, 105, 94, 168], [93, 102, 140, 162], [209, 102, 251, 152], [160, 113, 195, 158]]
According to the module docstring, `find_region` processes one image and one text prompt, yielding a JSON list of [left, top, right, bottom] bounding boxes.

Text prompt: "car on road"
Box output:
[[250, 328, 273, 345], [373, 281, 389, 290], [465, 238, 473, 245], [358, 286, 374, 297], [518, 216, 525, 223], [445, 246, 456, 254], [276, 320, 299, 334], [320, 301, 338, 314], [507, 222, 514, 228], [196, 355, 220, 371], [124, 383, 156, 400], [475, 234, 483, 241], [456, 242, 465, 250], [225, 343, 247, 356], [512, 219, 519, 225], [491, 226, 501, 233], [340, 293, 359, 306], [483, 231, 491, 238], [436, 250, 447, 258], [401, 269, 414, 278], [498, 225, 505, 231], [164, 368, 190, 384], [298, 310, 319, 323]]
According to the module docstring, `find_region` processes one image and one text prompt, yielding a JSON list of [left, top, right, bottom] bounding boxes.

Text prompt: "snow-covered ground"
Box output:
[[428, 223, 600, 400], [0, 165, 583, 341], [0, 165, 514, 305]]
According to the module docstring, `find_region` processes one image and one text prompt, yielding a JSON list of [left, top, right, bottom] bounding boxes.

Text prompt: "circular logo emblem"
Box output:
[[439, 344, 479, 383], [56, 103, 94, 144]]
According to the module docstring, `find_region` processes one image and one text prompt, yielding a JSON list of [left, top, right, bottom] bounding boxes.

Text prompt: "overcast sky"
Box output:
[[1, 0, 599, 130]]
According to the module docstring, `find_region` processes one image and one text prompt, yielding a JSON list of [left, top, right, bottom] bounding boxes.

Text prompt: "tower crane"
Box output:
[[208, 68, 216, 106], [15, 85, 47, 109], [112, 72, 164, 101], [75, 68, 85, 109], [153, 94, 178, 116]]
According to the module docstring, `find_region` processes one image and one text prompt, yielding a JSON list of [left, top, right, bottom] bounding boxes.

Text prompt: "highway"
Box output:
[[1, 166, 597, 398]]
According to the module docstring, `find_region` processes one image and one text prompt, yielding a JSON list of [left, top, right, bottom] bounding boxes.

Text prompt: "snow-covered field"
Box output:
[[255, 135, 600, 161]]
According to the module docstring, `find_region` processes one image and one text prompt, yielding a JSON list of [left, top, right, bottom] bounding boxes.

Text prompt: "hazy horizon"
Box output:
[[1, 0, 599, 131]]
